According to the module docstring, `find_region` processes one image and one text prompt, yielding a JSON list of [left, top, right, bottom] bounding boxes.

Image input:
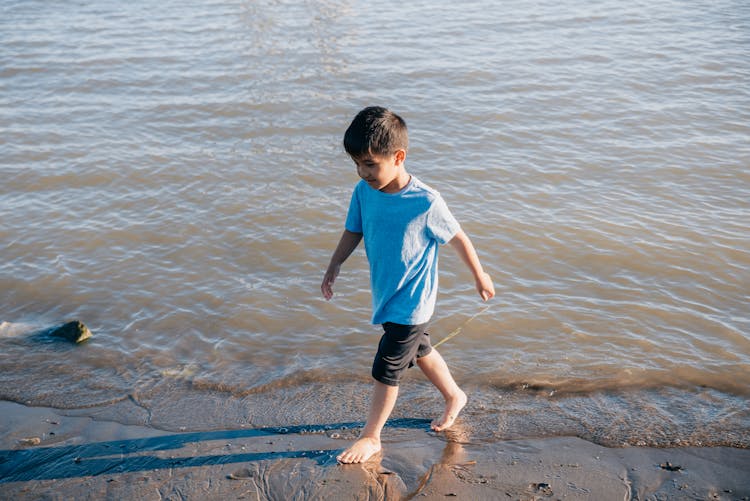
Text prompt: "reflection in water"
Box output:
[[407, 431, 469, 498]]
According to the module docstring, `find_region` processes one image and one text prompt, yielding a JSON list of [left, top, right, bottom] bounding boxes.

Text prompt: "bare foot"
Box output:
[[431, 389, 467, 432], [337, 436, 381, 464]]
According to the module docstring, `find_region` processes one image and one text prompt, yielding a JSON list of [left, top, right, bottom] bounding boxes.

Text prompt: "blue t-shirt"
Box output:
[[345, 176, 461, 325]]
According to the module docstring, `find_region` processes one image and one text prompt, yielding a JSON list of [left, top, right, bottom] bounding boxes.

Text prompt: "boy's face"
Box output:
[[352, 149, 407, 193]]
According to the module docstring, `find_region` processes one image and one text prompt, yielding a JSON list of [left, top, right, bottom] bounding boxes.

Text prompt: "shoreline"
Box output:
[[1, 400, 749, 500]]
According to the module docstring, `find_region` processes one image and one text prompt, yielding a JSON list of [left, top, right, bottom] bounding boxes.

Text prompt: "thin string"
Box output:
[[432, 304, 491, 349]]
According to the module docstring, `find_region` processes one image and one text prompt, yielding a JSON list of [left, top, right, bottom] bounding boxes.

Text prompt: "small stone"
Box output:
[[659, 462, 682, 472], [532, 482, 553, 496], [18, 437, 41, 446]]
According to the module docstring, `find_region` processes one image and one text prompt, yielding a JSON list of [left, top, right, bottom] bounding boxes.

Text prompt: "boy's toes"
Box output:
[[336, 437, 381, 464]]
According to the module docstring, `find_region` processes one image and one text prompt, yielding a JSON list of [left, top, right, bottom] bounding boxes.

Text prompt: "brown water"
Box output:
[[1, 0, 749, 448]]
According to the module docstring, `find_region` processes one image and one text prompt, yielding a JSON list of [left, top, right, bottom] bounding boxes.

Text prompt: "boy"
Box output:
[[321, 106, 495, 464]]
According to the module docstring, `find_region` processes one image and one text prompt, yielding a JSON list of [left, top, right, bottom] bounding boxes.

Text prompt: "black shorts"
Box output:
[[371, 322, 432, 386]]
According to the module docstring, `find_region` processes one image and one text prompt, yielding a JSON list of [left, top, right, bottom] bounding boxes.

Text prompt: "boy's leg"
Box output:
[[416, 349, 467, 432], [338, 322, 424, 463], [337, 380, 398, 464]]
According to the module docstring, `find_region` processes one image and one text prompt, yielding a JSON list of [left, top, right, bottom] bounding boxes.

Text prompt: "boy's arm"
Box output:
[[449, 229, 495, 301], [321, 229, 363, 300]]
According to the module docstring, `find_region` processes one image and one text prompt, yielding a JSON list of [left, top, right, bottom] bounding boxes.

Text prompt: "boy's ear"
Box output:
[[394, 149, 406, 165]]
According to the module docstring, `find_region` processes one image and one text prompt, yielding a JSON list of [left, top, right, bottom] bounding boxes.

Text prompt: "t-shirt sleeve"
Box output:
[[426, 195, 460, 244], [344, 184, 363, 233]]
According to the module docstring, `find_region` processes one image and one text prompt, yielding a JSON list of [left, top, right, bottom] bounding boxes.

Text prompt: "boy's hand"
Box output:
[[476, 272, 495, 301], [321, 230, 362, 301], [321, 265, 340, 300], [448, 230, 495, 301]]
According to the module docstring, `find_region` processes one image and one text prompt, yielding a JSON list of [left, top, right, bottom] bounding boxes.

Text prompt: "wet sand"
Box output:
[[1, 400, 749, 500]]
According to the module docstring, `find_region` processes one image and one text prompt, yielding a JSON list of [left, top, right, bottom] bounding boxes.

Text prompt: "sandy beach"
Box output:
[[2, 400, 748, 500], [2, 3, 750, 500]]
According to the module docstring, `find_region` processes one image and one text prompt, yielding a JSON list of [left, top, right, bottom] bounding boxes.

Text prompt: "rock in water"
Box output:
[[49, 320, 92, 343]]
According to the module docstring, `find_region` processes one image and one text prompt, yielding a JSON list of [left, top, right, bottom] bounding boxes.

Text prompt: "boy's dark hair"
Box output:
[[343, 106, 408, 158]]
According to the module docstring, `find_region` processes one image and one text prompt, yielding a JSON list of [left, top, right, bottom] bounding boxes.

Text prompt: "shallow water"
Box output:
[[1, 0, 749, 447]]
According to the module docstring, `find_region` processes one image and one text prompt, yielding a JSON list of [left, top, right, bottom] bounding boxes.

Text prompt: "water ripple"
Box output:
[[1, 0, 748, 445]]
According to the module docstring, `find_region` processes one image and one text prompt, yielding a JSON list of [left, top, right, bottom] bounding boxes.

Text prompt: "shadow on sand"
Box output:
[[0, 418, 432, 483]]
